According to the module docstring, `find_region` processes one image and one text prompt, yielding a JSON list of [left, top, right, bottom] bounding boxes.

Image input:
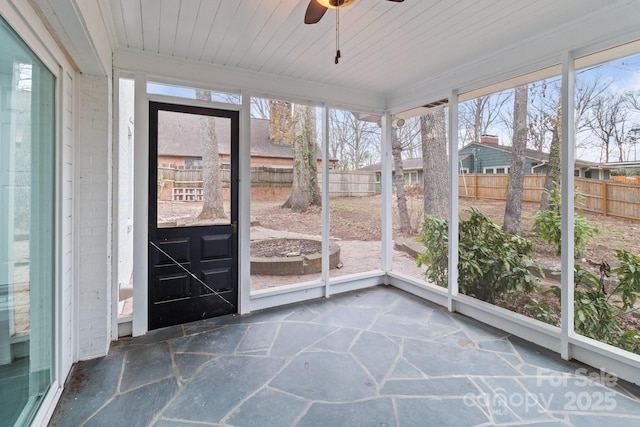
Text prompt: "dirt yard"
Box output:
[[251, 195, 640, 267], [159, 195, 639, 268]]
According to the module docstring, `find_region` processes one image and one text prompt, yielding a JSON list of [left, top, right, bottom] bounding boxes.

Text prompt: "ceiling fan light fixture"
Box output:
[[316, 0, 356, 9], [304, 0, 405, 62]]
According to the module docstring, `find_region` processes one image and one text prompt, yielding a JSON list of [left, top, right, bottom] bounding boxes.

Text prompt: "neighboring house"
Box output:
[[361, 135, 611, 185], [459, 135, 611, 180], [359, 158, 424, 186], [157, 113, 334, 169]]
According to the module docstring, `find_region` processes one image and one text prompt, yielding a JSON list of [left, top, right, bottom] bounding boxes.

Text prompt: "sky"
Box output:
[[576, 53, 640, 162], [459, 52, 640, 164]]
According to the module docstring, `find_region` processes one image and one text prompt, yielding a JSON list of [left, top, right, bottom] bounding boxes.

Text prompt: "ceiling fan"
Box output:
[[304, 0, 405, 63], [304, 0, 405, 25]]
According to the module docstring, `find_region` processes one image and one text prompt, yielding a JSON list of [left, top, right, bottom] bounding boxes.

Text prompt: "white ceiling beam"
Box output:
[[114, 48, 387, 112], [32, 0, 114, 75]]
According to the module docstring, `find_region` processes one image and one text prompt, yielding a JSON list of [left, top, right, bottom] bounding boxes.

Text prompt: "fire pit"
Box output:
[[250, 238, 341, 275]]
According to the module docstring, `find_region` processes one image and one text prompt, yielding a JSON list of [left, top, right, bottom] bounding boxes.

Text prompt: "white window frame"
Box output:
[[483, 165, 510, 174]]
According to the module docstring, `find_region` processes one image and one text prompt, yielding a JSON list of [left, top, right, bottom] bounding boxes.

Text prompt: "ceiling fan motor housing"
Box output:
[[319, 0, 356, 9]]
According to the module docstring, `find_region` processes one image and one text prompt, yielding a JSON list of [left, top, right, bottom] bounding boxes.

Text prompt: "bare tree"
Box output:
[[282, 104, 321, 212], [503, 85, 528, 234], [575, 72, 610, 133], [539, 110, 561, 212], [392, 127, 412, 233], [526, 80, 559, 152], [196, 89, 226, 220], [628, 89, 640, 111], [536, 75, 605, 211], [396, 117, 422, 159], [520, 75, 605, 157], [587, 93, 629, 162], [626, 126, 640, 162], [329, 110, 380, 170], [421, 109, 449, 220], [251, 97, 271, 119], [459, 92, 512, 146]]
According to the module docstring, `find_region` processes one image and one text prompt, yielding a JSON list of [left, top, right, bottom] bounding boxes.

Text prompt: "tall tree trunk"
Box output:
[[269, 100, 293, 145], [473, 98, 482, 142], [282, 105, 321, 212], [196, 89, 226, 220], [392, 128, 412, 233], [540, 107, 561, 212], [421, 110, 449, 221], [503, 85, 528, 234]]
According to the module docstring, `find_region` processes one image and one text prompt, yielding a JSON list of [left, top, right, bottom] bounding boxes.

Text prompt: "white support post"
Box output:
[[132, 72, 148, 336], [321, 105, 330, 297], [239, 94, 252, 313], [381, 112, 393, 273], [448, 90, 460, 312], [561, 52, 576, 360], [110, 71, 120, 341]]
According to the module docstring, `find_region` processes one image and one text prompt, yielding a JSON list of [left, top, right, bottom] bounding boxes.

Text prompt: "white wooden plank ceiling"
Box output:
[[33, 0, 640, 105]]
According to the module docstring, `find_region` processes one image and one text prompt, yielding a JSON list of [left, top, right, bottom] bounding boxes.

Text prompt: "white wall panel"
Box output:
[[76, 75, 112, 360]]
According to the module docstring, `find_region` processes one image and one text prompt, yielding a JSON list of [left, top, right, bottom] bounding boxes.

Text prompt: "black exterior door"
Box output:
[[148, 102, 238, 330]]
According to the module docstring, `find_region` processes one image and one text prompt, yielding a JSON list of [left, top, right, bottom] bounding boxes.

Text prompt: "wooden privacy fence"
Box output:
[[458, 173, 546, 202], [458, 173, 640, 222], [576, 178, 640, 220], [317, 170, 377, 197], [611, 176, 640, 184], [157, 165, 377, 199]]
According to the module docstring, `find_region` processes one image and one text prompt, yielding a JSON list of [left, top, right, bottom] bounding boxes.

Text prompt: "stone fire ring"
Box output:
[[250, 238, 341, 276]]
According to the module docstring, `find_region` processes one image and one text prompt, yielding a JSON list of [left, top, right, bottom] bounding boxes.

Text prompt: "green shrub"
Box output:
[[550, 250, 640, 354], [573, 266, 624, 344], [416, 215, 449, 288], [525, 295, 559, 325], [611, 249, 640, 312], [417, 209, 542, 305], [533, 188, 596, 256]]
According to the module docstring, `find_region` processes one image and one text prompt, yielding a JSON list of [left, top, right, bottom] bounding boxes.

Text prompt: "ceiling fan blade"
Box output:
[[386, 0, 405, 2], [305, 0, 328, 24]]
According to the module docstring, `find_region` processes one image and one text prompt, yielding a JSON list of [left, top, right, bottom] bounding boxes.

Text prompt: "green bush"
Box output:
[[533, 188, 596, 256], [416, 215, 449, 288], [612, 249, 640, 312], [525, 294, 559, 326], [417, 209, 542, 305], [549, 250, 640, 354]]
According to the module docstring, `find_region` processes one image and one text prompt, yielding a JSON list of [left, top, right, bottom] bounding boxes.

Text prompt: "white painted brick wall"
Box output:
[[60, 70, 74, 374], [76, 74, 112, 360]]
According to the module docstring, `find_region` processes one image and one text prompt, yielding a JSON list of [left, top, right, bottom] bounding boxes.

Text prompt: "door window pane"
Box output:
[[156, 110, 232, 228]]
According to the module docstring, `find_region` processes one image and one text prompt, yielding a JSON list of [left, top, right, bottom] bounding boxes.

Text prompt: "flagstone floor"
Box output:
[[51, 285, 640, 427]]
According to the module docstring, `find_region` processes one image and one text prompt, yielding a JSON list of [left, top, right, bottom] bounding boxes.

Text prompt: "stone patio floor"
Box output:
[[52, 285, 640, 427]]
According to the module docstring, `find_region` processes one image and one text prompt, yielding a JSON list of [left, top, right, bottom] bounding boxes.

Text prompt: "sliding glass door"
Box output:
[[0, 16, 55, 426]]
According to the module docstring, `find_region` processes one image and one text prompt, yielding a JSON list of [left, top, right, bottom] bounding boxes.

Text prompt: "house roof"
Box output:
[[603, 161, 640, 169], [359, 143, 607, 173], [359, 155, 470, 173], [461, 141, 605, 169], [157, 112, 315, 161], [461, 142, 548, 162]]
